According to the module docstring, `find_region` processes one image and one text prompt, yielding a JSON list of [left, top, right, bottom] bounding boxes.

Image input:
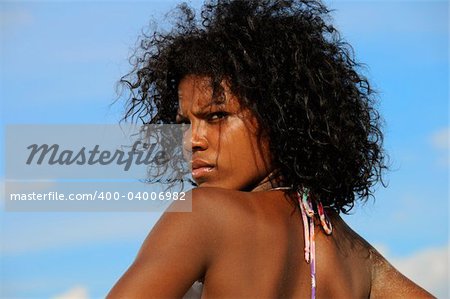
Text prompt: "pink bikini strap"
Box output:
[[297, 188, 332, 299]]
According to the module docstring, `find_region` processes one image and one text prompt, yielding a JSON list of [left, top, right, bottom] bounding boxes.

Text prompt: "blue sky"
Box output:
[[0, 0, 448, 298]]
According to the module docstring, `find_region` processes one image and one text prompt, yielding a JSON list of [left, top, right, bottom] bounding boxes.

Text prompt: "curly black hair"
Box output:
[[120, 0, 388, 213]]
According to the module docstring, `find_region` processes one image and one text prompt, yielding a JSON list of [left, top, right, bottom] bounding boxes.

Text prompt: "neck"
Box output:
[[250, 170, 287, 192]]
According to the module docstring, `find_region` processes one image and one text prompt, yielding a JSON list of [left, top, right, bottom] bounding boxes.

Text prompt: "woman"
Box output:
[[107, 0, 434, 297]]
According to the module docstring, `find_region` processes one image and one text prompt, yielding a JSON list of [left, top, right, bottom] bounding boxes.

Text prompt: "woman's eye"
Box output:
[[176, 118, 190, 124], [208, 112, 228, 122]]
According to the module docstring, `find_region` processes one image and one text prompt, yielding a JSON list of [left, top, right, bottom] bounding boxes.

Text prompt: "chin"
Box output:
[[201, 182, 248, 192], [196, 181, 218, 188], [194, 180, 226, 190]]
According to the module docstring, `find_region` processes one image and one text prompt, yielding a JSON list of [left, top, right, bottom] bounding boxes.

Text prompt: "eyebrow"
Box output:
[[176, 100, 226, 118]]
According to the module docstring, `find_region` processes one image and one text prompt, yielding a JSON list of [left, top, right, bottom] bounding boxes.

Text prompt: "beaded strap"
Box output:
[[297, 188, 332, 299]]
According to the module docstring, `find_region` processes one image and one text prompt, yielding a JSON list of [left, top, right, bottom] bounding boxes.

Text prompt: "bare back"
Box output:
[[196, 189, 433, 298], [107, 188, 434, 298], [198, 189, 373, 298]]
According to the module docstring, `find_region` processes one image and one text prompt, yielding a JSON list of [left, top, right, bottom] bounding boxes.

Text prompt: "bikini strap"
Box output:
[[297, 187, 332, 299]]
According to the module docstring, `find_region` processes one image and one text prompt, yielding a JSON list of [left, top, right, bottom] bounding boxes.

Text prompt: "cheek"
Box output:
[[216, 120, 270, 174]]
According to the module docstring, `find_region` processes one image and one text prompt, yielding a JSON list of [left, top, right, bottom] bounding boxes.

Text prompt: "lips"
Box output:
[[191, 159, 215, 179]]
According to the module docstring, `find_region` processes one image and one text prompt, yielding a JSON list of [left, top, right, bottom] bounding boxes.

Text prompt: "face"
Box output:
[[177, 75, 273, 190]]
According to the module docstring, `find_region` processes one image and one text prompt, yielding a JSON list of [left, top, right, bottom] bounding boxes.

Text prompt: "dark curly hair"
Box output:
[[120, 0, 388, 213]]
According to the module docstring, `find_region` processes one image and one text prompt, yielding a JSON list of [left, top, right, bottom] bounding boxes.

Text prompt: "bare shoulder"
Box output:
[[369, 246, 435, 298], [190, 186, 251, 205], [106, 187, 246, 298], [137, 187, 247, 264], [151, 186, 248, 251], [184, 187, 254, 228], [165, 187, 251, 221]]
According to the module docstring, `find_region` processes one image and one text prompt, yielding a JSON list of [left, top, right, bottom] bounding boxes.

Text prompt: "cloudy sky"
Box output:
[[0, 0, 448, 298]]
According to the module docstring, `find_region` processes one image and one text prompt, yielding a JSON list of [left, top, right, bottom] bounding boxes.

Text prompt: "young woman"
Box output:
[[107, 0, 434, 297]]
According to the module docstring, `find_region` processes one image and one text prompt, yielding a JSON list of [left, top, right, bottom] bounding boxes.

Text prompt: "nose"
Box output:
[[182, 121, 208, 155], [191, 122, 208, 152]]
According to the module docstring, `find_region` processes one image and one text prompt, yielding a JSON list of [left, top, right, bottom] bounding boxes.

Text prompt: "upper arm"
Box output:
[[107, 188, 224, 299]]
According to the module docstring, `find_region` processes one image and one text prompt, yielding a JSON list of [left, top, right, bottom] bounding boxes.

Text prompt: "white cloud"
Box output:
[[52, 286, 89, 299], [389, 245, 449, 298], [430, 127, 449, 150], [429, 127, 449, 168]]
